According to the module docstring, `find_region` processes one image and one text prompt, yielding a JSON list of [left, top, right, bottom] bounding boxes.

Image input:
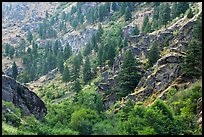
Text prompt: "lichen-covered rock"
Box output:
[[2, 75, 47, 119]]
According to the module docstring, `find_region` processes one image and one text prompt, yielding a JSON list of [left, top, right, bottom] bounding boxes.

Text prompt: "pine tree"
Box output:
[[142, 15, 149, 33], [147, 42, 160, 68], [12, 61, 18, 80], [84, 43, 92, 56], [72, 79, 82, 93], [53, 40, 59, 56], [112, 2, 118, 11], [77, 51, 83, 65], [123, 37, 128, 48], [177, 2, 189, 16], [171, 2, 178, 19], [117, 49, 141, 97], [64, 43, 72, 61], [160, 3, 170, 27], [186, 8, 193, 18], [152, 6, 160, 30], [181, 11, 202, 78], [97, 46, 103, 66], [144, 20, 152, 33], [56, 51, 64, 74], [182, 39, 202, 78], [107, 44, 116, 67], [4, 43, 10, 56], [72, 55, 81, 81], [91, 34, 98, 51], [9, 46, 15, 59], [83, 57, 92, 84], [132, 24, 140, 35], [120, 2, 126, 15], [46, 10, 49, 18], [124, 7, 132, 21], [27, 31, 33, 44], [62, 66, 71, 82]]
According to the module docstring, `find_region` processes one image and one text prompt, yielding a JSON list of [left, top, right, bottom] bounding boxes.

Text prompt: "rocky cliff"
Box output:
[[98, 3, 202, 110], [2, 74, 47, 119]]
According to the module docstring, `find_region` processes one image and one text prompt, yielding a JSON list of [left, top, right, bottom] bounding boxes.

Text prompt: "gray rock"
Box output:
[[2, 75, 47, 119]]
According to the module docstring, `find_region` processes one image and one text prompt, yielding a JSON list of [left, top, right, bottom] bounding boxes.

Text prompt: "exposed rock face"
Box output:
[[123, 53, 183, 103], [2, 75, 47, 119]]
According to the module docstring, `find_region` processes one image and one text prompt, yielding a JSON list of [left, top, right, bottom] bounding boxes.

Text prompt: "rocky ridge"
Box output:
[[98, 4, 202, 110]]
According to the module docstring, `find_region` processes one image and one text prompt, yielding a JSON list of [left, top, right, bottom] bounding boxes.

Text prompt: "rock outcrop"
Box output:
[[123, 53, 183, 104], [2, 74, 47, 119], [99, 8, 202, 110]]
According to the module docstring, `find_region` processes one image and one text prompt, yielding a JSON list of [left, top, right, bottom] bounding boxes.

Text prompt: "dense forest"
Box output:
[[2, 2, 202, 135]]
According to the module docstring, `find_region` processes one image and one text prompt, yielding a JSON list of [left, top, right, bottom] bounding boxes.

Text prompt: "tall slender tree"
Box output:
[[117, 49, 141, 97], [12, 61, 18, 80], [83, 57, 92, 84]]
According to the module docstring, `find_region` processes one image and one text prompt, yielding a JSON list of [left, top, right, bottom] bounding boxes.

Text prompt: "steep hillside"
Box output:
[[2, 2, 202, 135]]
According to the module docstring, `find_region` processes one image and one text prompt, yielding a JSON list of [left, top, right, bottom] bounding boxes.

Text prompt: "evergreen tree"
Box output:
[[117, 49, 141, 97], [53, 40, 59, 56], [152, 6, 160, 30], [78, 51, 83, 65], [160, 3, 170, 27], [124, 7, 132, 21], [177, 2, 189, 16], [83, 57, 92, 84], [27, 30, 33, 44], [64, 43, 72, 61], [107, 44, 116, 67], [97, 46, 103, 66], [9, 46, 15, 59], [56, 51, 64, 74], [72, 79, 82, 93], [144, 20, 152, 33], [46, 10, 49, 18], [4, 43, 10, 56], [147, 42, 160, 68], [182, 39, 202, 78], [186, 8, 193, 18], [120, 2, 126, 15], [12, 61, 18, 80], [142, 15, 149, 33], [72, 55, 81, 81], [181, 12, 202, 78], [84, 43, 92, 56], [112, 2, 118, 11], [71, 18, 78, 28], [132, 24, 140, 35], [62, 66, 71, 82], [171, 2, 178, 19], [79, 14, 84, 24], [123, 37, 128, 48], [91, 34, 98, 51]]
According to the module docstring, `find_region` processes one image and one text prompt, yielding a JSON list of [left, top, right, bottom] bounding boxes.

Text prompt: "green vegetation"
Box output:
[[2, 2, 201, 135], [117, 49, 141, 97], [12, 61, 18, 80]]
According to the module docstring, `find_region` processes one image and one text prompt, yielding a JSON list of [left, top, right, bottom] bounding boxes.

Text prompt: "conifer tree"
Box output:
[[117, 49, 141, 97], [27, 30, 33, 44], [64, 43, 72, 61], [147, 42, 160, 68], [72, 79, 82, 93], [12, 61, 18, 80], [124, 7, 132, 21], [160, 3, 170, 27], [83, 57, 92, 84], [62, 66, 71, 82], [132, 24, 140, 35]]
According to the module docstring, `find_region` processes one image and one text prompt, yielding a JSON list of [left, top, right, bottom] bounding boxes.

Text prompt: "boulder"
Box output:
[[2, 75, 47, 119]]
